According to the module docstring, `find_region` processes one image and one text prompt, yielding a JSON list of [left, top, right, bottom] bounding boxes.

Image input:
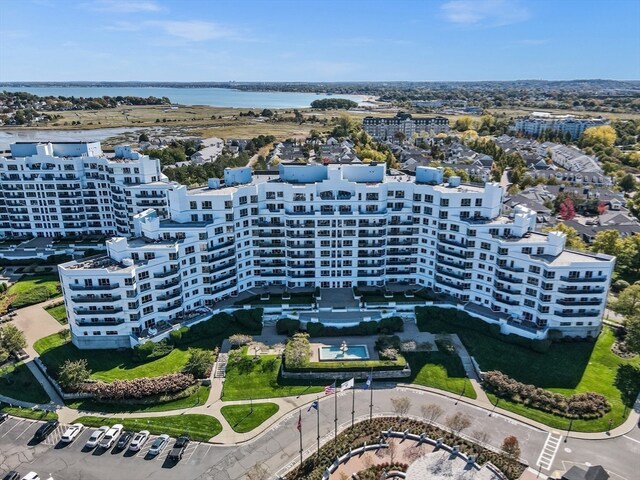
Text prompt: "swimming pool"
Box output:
[[318, 345, 370, 361]]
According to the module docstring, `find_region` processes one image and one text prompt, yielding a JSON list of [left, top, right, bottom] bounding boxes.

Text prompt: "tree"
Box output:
[[542, 223, 586, 251], [284, 333, 311, 368], [473, 429, 491, 445], [445, 412, 472, 435], [420, 403, 444, 425], [246, 463, 269, 480], [249, 341, 267, 359], [0, 324, 27, 354], [619, 174, 638, 192], [614, 284, 640, 317], [580, 125, 616, 148], [390, 396, 412, 418], [624, 315, 640, 355], [591, 229, 623, 256], [557, 197, 576, 220], [138, 133, 149, 142], [501, 435, 521, 460], [57, 359, 91, 391], [394, 131, 406, 144], [228, 334, 252, 347], [184, 348, 214, 378]]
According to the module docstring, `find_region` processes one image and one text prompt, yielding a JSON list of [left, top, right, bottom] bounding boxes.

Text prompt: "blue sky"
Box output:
[[1, 0, 639, 82]]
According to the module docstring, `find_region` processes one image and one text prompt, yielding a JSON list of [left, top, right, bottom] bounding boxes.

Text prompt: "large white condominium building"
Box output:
[[514, 113, 609, 140], [58, 158, 614, 349], [0, 142, 172, 238], [363, 113, 449, 140]]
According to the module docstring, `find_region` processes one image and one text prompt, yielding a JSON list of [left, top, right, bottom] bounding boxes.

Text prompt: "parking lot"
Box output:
[[0, 416, 234, 480]]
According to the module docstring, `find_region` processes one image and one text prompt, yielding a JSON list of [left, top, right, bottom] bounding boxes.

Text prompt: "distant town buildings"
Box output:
[[513, 112, 609, 139], [363, 113, 449, 140]]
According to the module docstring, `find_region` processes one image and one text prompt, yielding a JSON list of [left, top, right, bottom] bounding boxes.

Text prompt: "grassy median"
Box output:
[[220, 402, 279, 433]]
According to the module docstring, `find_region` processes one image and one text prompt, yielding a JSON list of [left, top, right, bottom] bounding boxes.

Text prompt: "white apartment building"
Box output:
[[514, 113, 609, 140], [363, 113, 449, 140], [58, 159, 614, 349], [0, 142, 172, 238]]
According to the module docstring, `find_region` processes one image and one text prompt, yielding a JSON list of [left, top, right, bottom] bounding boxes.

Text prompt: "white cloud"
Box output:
[[84, 0, 162, 13], [148, 20, 236, 42], [441, 0, 530, 26]]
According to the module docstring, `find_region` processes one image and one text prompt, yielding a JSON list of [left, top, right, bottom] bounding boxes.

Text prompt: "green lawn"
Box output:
[[405, 352, 477, 399], [418, 311, 640, 432], [223, 354, 324, 401], [73, 414, 222, 442], [66, 385, 210, 414], [220, 402, 279, 433], [34, 331, 193, 382], [44, 304, 67, 325], [0, 362, 51, 404], [291, 355, 407, 371], [0, 404, 58, 421], [1, 274, 61, 311]]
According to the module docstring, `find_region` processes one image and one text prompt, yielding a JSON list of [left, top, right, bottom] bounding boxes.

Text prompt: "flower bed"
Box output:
[[77, 372, 195, 400], [483, 370, 610, 419]]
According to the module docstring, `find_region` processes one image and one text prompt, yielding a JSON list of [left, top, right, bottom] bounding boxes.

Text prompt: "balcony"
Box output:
[[208, 240, 235, 251], [358, 251, 385, 258], [387, 259, 413, 265], [388, 239, 415, 246], [258, 231, 284, 237], [553, 310, 600, 318], [438, 237, 466, 248], [257, 241, 285, 248], [158, 302, 183, 313], [556, 299, 603, 306], [358, 261, 384, 268], [386, 269, 412, 275], [157, 279, 180, 290], [288, 263, 316, 269], [496, 272, 523, 283], [260, 271, 287, 277], [287, 252, 314, 258], [74, 307, 123, 315], [210, 250, 236, 262], [436, 266, 467, 281], [212, 282, 237, 295], [210, 262, 236, 274], [157, 290, 182, 302], [435, 276, 467, 291], [358, 270, 384, 277], [288, 242, 315, 249], [287, 232, 315, 238], [290, 273, 315, 278], [493, 282, 521, 295], [560, 276, 608, 283], [497, 264, 525, 273], [153, 268, 180, 279], [72, 295, 121, 303], [260, 260, 286, 268], [258, 221, 284, 227], [558, 287, 605, 294], [68, 283, 120, 291], [492, 294, 519, 306], [437, 246, 467, 259], [436, 256, 466, 269], [75, 318, 124, 327], [215, 272, 236, 283]]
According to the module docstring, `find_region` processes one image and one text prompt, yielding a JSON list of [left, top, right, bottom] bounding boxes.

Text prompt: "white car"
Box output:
[[99, 424, 123, 449], [128, 430, 150, 451], [60, 423, 83, 443], [85, 426, 109, 449], [20, 473, 40, 480], [148, 434, 170, 456]]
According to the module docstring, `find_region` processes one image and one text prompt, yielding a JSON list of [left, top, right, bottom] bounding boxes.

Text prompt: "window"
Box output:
[[440, 198, 449, 207], [461, 198, 471, 207]]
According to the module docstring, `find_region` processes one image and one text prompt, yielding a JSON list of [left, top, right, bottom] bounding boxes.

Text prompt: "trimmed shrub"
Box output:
[[276, 318, 300, 336], [613, 279, 630, 292], [306, 322, 325, 337], [169, 329, 183, 345], [133, 341, 156, 361], [375, 335, 401, 352], [78, 373, 195, 400], [233, 309, 263, 331], [379, 316, 403, 334]]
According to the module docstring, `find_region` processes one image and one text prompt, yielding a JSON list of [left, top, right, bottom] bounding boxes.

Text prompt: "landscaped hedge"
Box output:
[[276, 318, 301, 335], [416, 306, 553, 353], [176, 309, 263, 345], [305, 317, 404, 337], [285, 417, 526, 480], [483, 370, 611, 419], [78, 372, 195, 400]]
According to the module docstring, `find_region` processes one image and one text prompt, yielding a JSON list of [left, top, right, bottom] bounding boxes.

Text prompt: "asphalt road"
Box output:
[[0, 387, 637, 479]]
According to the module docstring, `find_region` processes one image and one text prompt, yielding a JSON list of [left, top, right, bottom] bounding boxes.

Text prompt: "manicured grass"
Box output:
[[292, 355, 407, 372], [222, 354, 323, 401], [0, 404, 58, 421], [418, 311, 640, 432], [73, 414, 222, 442], [44, 304, 67, 325], [220, 402, 279, 433], [66, 385, 210, 414], [405, 352, 477, 399], [0, 362, 51, 404], [34, 332, 193, 382], [1, 274, 61, 310]]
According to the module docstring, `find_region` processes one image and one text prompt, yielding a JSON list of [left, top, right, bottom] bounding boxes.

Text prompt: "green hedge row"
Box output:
[[168, 309, 263, 346], [277, 317, 404, 337]]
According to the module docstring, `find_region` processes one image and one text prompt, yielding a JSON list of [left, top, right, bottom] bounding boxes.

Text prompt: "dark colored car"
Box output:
[[33, 419, 59, 441], [0, 413, 8, 424], [168, 433, 190, 461], [115, 431, 133, 451], [2, 471, 20, 480]]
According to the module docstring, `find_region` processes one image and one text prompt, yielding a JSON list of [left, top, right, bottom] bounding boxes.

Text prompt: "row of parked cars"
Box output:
[[33, 419, 191, 461]]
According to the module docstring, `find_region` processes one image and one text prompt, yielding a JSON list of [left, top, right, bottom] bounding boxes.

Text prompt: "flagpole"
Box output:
[[351, 382, 355, 428], [334, 380, 338, 440], [298, 408, 303, 467], [316, 397, 320, 457], [369, 368, 374, 421]]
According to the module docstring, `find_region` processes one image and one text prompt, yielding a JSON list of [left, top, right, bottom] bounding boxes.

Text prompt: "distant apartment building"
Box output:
[[0, 142, 172, 238], [55, 153, 614, 348], [363, 113, 449, 140], [514, 112, 609, 139]]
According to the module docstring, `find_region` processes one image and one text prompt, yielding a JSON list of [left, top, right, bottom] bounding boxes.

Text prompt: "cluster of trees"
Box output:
[[483, 370, 611, 419], [580, 122, 640, 173], [311, 98, 358, 110], [0, 90, 170, 111], [142, 139, 201, 167], [329, 115, 399, 168], [453, 114, 511, 136], [467, 137, 526, 183], [0, 324, 27, 363], [284, 332, 311, 368]]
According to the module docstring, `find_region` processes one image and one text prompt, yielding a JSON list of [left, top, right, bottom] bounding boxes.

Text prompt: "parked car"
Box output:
[[85, 426, 109, 449], [33, 419, 59, 441], [99, 424, 123, 450], [60, 423, 83, 443], [2, 471, 19, 480], [128, 430, 150, 451], [168, 433, 190, 461], [148, 434, 170, 456], [115, 431, 133, 451], [20, 473, 40, 480], [0, 412, 8, 424]]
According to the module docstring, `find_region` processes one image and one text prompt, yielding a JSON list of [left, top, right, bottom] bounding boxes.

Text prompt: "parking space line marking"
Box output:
[[14, 421, 35, 440], [1, 419, 25, 438], [183, 442, 199, 461], [623, 435, 640, 445]]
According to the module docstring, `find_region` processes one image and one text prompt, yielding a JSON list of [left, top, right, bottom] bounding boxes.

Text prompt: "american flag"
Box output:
[[324, 382, 336, 395]]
